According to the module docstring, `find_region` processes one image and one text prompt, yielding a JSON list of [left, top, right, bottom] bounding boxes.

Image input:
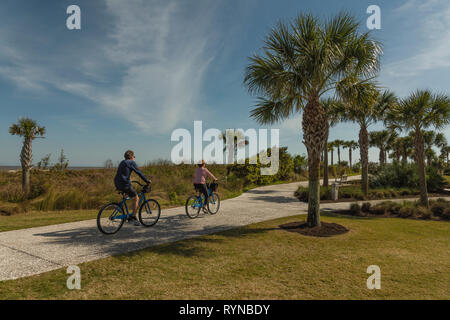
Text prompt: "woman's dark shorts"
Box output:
[[194, 183, 209, 200]]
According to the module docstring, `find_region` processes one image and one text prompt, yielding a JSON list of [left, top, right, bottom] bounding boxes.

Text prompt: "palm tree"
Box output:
[[441, 145, 450, 165], [9, 118, 46, 195], [333, 139, 345, 165], [433, 133, 447, 167], [342, 140, 358, 168], [395, 135, 414, 164], [219, 130, 249, 164], [340, 85, 397, 196], [243, 12, 381, 227], [328, 143, 335, 167], [385, 90, 450, 207], [369, 130, 391, 166]]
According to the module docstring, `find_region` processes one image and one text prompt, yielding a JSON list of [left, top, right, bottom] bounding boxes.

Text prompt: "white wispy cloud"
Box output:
[[0, 0, 218, 134], [384, 0, 450, 78]]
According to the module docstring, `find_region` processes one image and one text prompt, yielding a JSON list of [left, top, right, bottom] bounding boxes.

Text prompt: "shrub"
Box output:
[[430, 202, 446, 217], [368, 162, 381, 175], [361, 202, 371, 212], [169, 191, 178, 204], [370, 163, 418, 189], [426, 166, 446, 192], [442, 208, 450, 220], [389, 203, 402, 215], [416, 206, 432, 219], [370, 205, 386, 215], [349, 203, 361, 215], [399, 206, 414, 218]]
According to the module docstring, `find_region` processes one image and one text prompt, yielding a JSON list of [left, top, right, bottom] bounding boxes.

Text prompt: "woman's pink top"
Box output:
[[193, 167, 217, 184]]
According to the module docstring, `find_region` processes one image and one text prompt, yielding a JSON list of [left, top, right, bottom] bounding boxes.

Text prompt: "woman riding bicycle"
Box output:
[[193, 160, 217, 212]]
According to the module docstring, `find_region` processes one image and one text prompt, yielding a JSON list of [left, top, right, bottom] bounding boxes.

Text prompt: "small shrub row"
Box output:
[[347, 199, 450, 220]]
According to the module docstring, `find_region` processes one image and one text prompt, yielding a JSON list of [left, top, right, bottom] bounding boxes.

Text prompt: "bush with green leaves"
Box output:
[[370, 162, 446, 192], [426, 166, 446, 192], [370, 163, 418, 189], [349, 203, 361, 215]]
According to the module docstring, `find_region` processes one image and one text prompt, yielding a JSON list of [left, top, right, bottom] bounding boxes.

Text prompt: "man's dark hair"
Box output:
[[124, 150, 134, 160]]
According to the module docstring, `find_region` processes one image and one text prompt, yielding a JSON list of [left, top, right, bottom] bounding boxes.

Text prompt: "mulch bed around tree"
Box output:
[[279, 221, 349, 237]]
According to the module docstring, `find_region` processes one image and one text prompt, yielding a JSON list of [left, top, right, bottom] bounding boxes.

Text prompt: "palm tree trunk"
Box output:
[[414, 130, 429, 207], [402, 148, 408, 164], [323, 147, 329, 187], [350, 149, 353, 168], [330, 150, 334, 167], [337, 146, 341, 165], [323, 129, 329, 187], [20, 137, 32, 195], [379, 147, 385, 166], [359, 126, 369, 197], [302, 96, 328, 228]]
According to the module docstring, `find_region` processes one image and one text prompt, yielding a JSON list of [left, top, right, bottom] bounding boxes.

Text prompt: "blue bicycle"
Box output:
[[97, 181, 161, 235], [185, 182, 220, 218]]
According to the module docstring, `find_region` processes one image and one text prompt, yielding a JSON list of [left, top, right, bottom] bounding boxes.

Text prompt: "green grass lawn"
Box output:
[[0, 209, 98, 232], [1, 213, 448, 299]]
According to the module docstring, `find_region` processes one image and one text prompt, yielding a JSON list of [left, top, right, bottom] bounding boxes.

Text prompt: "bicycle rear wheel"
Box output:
[[97, 203, 125, 235], [207, 192, 220, 214], [139, 199, 161, 227], [185, 195, 201, 218]]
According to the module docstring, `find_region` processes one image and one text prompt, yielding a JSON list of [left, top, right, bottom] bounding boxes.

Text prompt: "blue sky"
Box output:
[[0, 0, 449, 166]]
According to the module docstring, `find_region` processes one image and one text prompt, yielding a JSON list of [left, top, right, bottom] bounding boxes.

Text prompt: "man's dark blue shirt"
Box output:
[[114, 160, 150, 190]]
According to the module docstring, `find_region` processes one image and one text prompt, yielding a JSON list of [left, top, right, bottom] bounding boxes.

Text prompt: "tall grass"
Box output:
[[0, 162, 304, 214]]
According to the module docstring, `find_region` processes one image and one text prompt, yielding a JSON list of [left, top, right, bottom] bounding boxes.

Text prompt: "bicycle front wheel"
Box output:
[[97, 203, 125, 235], [185, 195, 201, 218], [139, 199, 161, 227], [207, 192, 220, 214]]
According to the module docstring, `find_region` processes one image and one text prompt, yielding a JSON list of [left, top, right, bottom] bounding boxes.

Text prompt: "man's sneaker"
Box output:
[[202, 206, 208, 214], [127, 216, 141, 226]]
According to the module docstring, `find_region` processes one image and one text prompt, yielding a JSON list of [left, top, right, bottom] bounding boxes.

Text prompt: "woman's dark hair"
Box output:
[[124, 150, 134, 160]]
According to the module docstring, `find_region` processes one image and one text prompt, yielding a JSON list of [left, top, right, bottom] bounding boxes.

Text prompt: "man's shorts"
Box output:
[[118, 185, 138, 198]]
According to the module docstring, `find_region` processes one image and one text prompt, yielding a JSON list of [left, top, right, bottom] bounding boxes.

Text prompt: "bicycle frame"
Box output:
[[192, 186, 216, 208], [110, 192, 148, 220]]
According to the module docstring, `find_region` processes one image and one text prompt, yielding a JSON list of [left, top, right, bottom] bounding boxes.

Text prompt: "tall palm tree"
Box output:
[[369, 130, 391, 166], [340, 85, 397, 196], [385, 90, 450, 207], [243, 12, 381, 227], [9, 118, 46, 195], [342, 140, 358, 168], [328, 143, 335, 167], [441, 145, 450, 165], [433, 133, 447, 167], [219, 130, 249, 164], [333, 139, 345, 165], [422, 131, 438, 167], [395, 135, 414, 164]]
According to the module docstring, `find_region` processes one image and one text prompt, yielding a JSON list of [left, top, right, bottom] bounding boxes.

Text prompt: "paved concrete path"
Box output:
[[0, 175, 443, 281]]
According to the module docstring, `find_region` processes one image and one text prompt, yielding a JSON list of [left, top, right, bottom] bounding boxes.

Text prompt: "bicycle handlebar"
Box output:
[[131, 180, 149, 187]]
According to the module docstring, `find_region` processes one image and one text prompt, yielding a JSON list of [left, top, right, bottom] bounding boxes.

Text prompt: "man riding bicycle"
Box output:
[[193, 160, 217, 213], [114, 150, 150, 226]]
